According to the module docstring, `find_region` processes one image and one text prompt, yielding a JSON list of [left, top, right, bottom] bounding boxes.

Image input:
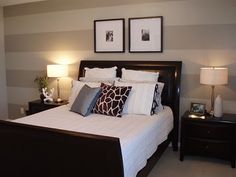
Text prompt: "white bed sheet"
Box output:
[[13, 105, 173, 177]]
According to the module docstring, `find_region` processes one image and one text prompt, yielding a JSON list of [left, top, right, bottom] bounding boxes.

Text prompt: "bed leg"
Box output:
[[171, 134, 178, 151], [172, 141, 178, 151]]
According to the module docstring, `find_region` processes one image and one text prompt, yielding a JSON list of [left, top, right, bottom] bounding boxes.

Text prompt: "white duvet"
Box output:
[[13, 105, 173, 177]]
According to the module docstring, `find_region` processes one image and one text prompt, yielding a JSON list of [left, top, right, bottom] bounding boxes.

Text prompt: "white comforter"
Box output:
[[13, 105, 173, 177]]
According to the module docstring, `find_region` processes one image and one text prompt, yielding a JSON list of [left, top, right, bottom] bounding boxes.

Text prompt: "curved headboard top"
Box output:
[[79, 60, 182, 148]]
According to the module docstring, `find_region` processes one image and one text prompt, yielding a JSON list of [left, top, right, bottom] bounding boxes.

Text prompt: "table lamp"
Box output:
[[200, 67, 228, 115], [47, 64, 68, 103]]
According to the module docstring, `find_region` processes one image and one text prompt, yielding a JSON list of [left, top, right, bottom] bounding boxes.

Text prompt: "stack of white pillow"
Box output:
[[68, 66, 164, 117]]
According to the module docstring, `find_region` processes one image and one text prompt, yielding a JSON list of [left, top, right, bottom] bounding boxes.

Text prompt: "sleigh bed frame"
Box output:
[[0, 60, 182, 177]]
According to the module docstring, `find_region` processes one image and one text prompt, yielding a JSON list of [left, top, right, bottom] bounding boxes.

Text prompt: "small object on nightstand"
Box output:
[[214, 94, 223, 117], [189, 102, 206, 116], [42, 87, 54, 103], [180, 111, 236, 168]]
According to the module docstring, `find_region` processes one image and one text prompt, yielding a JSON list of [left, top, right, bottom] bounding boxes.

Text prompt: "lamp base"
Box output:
[[55, 98, 63, 103], [209, 110, 214, 117]]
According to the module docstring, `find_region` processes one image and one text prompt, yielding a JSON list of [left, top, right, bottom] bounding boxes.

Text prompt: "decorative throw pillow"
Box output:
[[151, 82, 164, 114], [93, 83, 132, 117], [121, 68, 159, 82], [68, 80, 100, 108], [84, 66, 117, 79], [70, 85, 101, 116]]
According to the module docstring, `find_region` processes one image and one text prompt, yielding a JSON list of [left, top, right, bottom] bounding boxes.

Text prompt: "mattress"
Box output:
[[13, 105, 173, 177]]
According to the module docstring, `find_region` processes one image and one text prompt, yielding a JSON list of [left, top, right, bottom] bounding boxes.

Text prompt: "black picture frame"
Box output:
[[94, 18, 125, 53], [190, 102, 206, 116], [129, 16, 163, 53]]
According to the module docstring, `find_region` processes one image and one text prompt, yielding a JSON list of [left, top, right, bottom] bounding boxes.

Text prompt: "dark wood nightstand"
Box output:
[[27, 99, 68, 115], [180, 111, 236, 168]]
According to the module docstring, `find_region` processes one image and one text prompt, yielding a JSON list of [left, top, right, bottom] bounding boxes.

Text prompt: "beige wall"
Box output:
[[4, 0, 236, 119], [0, 7, 8, 119]]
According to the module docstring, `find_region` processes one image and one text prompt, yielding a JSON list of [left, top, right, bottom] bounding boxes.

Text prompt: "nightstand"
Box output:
[[180, 111, 236, 168], [27, 99, 68, 115]]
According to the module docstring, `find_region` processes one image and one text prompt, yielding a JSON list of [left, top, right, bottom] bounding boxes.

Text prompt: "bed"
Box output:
[[0, 60, 182, 177]]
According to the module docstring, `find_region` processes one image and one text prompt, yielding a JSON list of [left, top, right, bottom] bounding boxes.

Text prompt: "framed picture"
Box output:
[[94, 18, 125, 53], [190, 102, 206, 116], [129, 16, 163, 53]]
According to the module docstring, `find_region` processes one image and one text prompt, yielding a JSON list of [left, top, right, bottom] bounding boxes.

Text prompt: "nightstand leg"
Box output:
[[180, 150, 184, 161], [231, 160, 235, 168]]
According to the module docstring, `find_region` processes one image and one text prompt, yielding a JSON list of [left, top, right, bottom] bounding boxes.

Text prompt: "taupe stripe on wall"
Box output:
[[5, 30, 93, 52], [6, 70, 44, 88], [3, 0, 182, 17], [5, 24, 236, 52]]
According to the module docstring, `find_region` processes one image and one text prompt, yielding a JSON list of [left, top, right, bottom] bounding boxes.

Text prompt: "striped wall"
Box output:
[[4, 0, 236, 119], [0, 7, 8, 119]]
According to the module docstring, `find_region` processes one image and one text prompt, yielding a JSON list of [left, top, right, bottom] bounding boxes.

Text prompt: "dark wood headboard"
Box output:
[[79, 60, 182, 149]]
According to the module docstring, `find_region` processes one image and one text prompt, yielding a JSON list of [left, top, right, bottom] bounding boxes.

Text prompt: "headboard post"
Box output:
[[79, 60, 182, 150]]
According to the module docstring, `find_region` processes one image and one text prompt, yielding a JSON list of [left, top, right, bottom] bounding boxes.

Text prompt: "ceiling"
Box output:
[[0, 0, 45, 6]]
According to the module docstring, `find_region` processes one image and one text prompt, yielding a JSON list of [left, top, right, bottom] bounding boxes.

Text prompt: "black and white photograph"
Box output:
[[129, 16, 163, 53], [94, 18, 125, 53], [106, 31, 113, 42], [141, 29, 150, 41]]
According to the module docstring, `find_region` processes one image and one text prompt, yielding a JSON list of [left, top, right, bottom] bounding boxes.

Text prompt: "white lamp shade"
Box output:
[[47, 64, 68, 78], [200, 67, 228, 86]]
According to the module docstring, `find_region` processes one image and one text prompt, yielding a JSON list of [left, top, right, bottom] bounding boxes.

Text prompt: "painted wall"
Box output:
[[4, 0, 236, 119], [0, 6, 8, 119]]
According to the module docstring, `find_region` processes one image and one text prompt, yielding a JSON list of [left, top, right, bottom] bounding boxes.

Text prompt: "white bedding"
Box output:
[[13, 105, 173, 177]]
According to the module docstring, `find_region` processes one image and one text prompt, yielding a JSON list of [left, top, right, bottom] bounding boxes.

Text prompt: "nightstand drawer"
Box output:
[[186, 122, 232, 140], [186, 139, 231, 158]]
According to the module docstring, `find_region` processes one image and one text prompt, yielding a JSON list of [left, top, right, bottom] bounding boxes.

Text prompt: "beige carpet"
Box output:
[[148, 148, 236, 177]]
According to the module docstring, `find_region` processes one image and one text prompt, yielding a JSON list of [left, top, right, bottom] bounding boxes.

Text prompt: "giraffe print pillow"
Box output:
[[93, 83, 132, 117]]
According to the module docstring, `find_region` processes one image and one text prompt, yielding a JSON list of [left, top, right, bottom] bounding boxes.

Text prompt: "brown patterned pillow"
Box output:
[[93, 83, 132, 117]]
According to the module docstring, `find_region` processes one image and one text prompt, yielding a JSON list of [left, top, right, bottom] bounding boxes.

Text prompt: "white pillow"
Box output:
[[115, 81, 156, 115], [119, 79, 165, 114], [68, 80, 100, 108], [79, 77, 119, 85], [121, 68, 159, 82], [84, 66, 117, 79]]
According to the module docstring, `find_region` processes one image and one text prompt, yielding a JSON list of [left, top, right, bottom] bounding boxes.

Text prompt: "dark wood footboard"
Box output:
[[0, 120, 124, 177]]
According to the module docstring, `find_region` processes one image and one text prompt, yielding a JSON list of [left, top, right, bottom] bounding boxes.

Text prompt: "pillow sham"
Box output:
[[116, 80, 164, 114], [115, 81, 155, 115], [93, 83, 132, 117], [84, 66, 117, 79], [70, 85, 101, 116], [121, 68, 159, 82], [68, 80, 100, 108]]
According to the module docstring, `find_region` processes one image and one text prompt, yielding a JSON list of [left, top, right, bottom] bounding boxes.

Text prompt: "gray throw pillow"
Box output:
[[70, 84, 101, 116]]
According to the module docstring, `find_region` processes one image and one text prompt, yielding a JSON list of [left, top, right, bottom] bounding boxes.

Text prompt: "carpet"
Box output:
[[148, 148, 236, 177]]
